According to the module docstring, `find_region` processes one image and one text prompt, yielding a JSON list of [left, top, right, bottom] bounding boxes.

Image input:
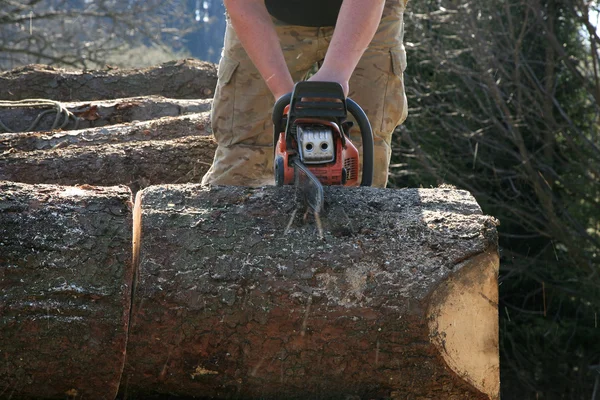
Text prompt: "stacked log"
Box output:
[[122, 184, 500, 399], [0, 182, 134, 399], [0, 136, 216, 194], [0, 112, 211, 152], [0, 59, 217, 101], [0, 97, 211, 134]]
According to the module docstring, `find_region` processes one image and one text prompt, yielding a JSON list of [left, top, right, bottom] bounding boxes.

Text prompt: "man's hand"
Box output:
[[308, 69, 349, 98], [223, 0, 294, 99]]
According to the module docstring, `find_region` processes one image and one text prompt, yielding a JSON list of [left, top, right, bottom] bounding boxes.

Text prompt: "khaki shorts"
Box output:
[[202, 0, 408, 188]]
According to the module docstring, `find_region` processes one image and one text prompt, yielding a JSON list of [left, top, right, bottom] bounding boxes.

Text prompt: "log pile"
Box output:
[[0, 61, 500, 399], [0, 62, 218, 193], [0, 182, 500, 399]]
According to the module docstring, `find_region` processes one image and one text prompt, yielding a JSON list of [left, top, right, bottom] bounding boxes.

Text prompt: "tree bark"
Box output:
[[0, 182, 133, 400], [0, 96, 212, 134], [123, 185, 500, 400], [0, 112, 211, 153], [0, 136, 217, 194], [0, 59, 217, 101]]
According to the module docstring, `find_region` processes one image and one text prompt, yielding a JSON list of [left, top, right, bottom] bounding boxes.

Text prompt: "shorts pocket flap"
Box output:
[[217, 55, 240, 85], [391, 48, 407, 75]]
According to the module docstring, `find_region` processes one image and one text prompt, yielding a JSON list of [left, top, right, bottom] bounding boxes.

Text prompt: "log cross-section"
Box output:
[[123, 184, 500, 400]]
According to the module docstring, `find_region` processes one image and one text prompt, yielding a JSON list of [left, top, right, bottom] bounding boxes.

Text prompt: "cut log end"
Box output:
[[428, 250, 500, 399]]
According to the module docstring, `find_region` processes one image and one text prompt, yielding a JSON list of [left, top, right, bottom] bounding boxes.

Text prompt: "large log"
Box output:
[[0, 112, 211, 153], [0, 182, 133, 399], [0, 59, 217, 101], [0, 96, 211, 134], [123, 184, 500, 399], [0, 136, 216, 193]]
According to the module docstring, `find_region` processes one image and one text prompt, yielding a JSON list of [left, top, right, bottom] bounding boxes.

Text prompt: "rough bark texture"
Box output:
[[0, 60, 500, 400], [0, 136, 216, 194], [0, 59, 217, 101], [0, 112, 211, 153], [0, 181, 133, 400], [0, 96, 212, 134], [123, 184, 500, 400]]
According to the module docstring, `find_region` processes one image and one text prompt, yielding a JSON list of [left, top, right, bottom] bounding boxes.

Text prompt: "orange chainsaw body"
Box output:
[[272, 82, 373, 191], [274, 113, 360, 186]]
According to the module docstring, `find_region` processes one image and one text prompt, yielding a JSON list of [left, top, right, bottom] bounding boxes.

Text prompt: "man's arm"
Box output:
[[309, 0, 386, 95], [224, 0, 385, 98], [223, 0, 294, 99]]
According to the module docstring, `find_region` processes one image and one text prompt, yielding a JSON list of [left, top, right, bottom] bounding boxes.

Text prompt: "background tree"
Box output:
[[186, 0, 226, 63], [0, 0, 199, 69], [392, 0, 600, 397]]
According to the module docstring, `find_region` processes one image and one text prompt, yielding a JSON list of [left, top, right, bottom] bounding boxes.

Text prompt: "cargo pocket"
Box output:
[[392, 47, 407, 75], [381, 47, 408, 139], [211, 55, 240, 146], [218, 55, 239, 84]]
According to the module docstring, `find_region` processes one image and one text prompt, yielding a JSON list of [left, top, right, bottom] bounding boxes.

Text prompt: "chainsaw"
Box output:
[[272, 81, 374, 213]]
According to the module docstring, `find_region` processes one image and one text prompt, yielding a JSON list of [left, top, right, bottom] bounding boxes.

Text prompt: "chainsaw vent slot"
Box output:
[[344, 158, 357, 181]]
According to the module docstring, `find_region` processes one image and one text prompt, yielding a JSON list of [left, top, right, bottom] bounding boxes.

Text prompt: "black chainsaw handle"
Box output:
[[347, 98, 374, 187], [272, 92, 292, 147], [271, 87, 374, 187]]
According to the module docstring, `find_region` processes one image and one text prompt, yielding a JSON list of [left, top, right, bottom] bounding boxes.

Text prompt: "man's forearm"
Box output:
[[223, 0, 294, 99], [321, 0, 386, 82]]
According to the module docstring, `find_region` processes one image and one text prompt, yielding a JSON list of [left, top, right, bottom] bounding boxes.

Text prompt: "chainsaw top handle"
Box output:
[[271, 81, 374, 187]]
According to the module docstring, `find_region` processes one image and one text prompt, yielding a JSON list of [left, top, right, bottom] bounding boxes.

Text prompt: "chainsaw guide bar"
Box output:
[[293, 158, 324, 214]]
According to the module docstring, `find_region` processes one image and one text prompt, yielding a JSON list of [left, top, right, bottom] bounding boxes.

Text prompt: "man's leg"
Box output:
[[346, 2, 408, 188], [202, 20, 321, 187]]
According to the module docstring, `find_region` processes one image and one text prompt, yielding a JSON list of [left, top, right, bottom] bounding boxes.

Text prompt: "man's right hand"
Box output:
[[308, 69, 350, 98]]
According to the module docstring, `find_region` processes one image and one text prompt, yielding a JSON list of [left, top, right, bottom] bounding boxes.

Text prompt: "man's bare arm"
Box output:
[[309, 0, 386, 95], [223, 0, 294, 99], [224, 0, 386, 98]]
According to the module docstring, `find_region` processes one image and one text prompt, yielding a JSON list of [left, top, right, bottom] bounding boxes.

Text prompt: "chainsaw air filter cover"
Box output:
[[297, 125, 335, 164]]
